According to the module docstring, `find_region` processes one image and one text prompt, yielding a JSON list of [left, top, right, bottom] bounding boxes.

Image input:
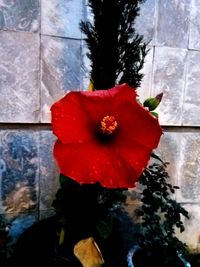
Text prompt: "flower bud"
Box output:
[[143, 93, 163, 111]]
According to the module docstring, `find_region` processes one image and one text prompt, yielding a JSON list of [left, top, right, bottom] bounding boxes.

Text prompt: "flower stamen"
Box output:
[[101, 115, 118, 135]]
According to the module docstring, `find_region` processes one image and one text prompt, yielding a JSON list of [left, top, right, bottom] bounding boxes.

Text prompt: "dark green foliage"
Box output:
[[51, 175, 131, 266], [0, 216, 11, 265], [52, 174, 127, 242], [80, 0, 148, 90], [135, 162, 190, 259], [187, 253, 200, 267]]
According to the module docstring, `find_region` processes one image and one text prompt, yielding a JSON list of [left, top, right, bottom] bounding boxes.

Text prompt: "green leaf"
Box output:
[[150, 111, 159, 118], [59, 173, 79, 188], [151, 152, 166, 165], [59, 173, 69, 185], [96, 217, 113, 239]]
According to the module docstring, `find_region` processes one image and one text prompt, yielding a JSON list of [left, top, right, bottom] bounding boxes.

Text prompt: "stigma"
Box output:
[[100, 115, 118, 135]]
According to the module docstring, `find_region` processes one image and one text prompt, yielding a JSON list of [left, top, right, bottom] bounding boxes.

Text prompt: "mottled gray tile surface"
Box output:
[[80, 40, 91, 90], [41, 0, 84, 39], [41, 36, 81, 122], [156, 131, 200, 203], [177, 133, 200, 203], [155, 131, 181, 186], [39, 131, 59, 211], [137, 47, 153, 102], [135, 0, 156, 45], [84, 0, 93, 26], [0, 131, 39, 215], [152, 47, 187, 125], [0, 31, 40, 123], [189, 0, 200, 50], [0, 0, 40, 32], [182, 51, 200, 125], [156, 0, 190, 48], [177, 204, 200, 251]]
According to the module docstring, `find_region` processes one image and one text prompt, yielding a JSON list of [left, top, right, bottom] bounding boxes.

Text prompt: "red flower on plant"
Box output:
[[51, 83, 162, 188]]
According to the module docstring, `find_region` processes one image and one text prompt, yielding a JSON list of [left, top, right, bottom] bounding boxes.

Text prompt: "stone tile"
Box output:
[[189, 0, 200, 50], [155, 131, 181, 186], [152, 47, 187, 125], [182, 51, 200, 126], [0, 31, 40, 123], [84, 0, 93, 25], [156, 0, 190, 48], [176, 133, 200, 203], [156, 131, 200, 203], [41, 36, 82, 122], [176, 204, 200, 252], [135, 0, 156, 45], [39, 131, 59, 211], [137, 47, 153, 103], [41, 0, 84, 39], [0, 131, 39, 215], [0, 0, 40, 32]]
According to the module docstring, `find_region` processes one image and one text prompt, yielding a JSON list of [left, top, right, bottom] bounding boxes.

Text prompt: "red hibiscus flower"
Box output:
[[51, 83, 162, 188]]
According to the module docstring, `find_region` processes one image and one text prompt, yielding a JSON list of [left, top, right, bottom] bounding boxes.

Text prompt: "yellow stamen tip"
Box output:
[[100, 115, 118, 135]]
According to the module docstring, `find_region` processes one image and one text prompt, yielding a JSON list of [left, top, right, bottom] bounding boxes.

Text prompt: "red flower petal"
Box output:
[[51, 84, 137, 144], [51, 92, 93, 144], [51, 83, 163, 188], [114, 143, 152, 180], [115, 100, 162, 148], [54, 140, 139, 188]]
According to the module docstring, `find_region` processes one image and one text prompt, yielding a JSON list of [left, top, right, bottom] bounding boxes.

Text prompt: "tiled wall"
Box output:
[[135, 0, 200, 250], [1, 0, 200, 250], [0, 0, 85, 243]]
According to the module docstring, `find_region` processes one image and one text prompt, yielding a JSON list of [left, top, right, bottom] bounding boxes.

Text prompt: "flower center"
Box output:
[[100, 115, 118, 135]]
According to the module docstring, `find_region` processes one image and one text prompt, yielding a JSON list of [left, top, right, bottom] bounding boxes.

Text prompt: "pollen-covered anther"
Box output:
[[100, 115, 118, 135]]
